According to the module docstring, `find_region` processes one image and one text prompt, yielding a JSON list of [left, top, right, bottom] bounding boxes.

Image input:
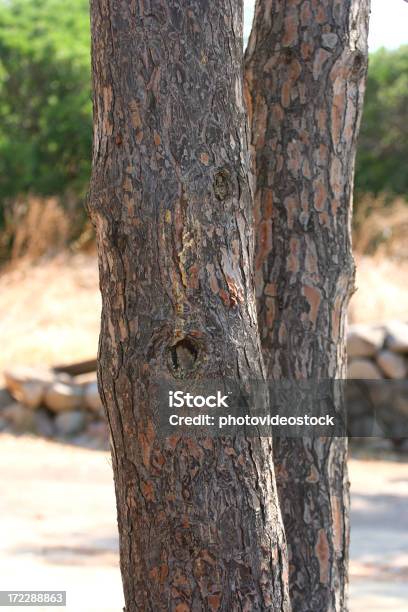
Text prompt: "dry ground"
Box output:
[[0, 434, 123, 612], [0, 434, 407, 611]]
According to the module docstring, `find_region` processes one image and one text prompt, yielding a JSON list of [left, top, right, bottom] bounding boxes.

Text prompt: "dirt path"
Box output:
[[0, 435, 123, 611], [348, 455, 408, 611], [0, 434, 407, 611]]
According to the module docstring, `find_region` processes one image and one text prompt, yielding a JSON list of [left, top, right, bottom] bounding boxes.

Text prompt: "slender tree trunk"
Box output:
[[245, 1, 370, 610], [89, 1, 290, 610]]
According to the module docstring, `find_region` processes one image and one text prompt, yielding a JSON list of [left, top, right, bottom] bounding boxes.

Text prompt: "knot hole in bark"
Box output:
[[283, 48, 294, 63], [213, 169, 231, 201], [351, 51, 365, 77], [168, 337, 201, 378]]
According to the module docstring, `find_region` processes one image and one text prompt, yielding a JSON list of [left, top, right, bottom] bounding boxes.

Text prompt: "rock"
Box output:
[[376, 350, 406, 379], [44, 382, 83, 413], [347, 359, 383, 380], [3, 367, 75, 409], [74, 372, 98, 385], [72, 421, 109, 450], [362, 438, 393, 452], [84, 381, 103, 412], [322, 33, 338, 49], [3, 367, 55, 408], [18, 380, 45, 409], [55, 411, 86, 437], [0, 387, 13, 409], [3, 402, 36, 432], [349, 416, 376, 437], [87, 420, 108, 441], [346, 397, 370, 418], [367, 380, 394, 407], [376, 414, 404, 439], [395, 438, 408, 453], [34, 408, 55, 438], [347, 324, 385, 358], [395, 392, 408, 418], [4, 366, 55, 387], [385, 321, 408, 353]]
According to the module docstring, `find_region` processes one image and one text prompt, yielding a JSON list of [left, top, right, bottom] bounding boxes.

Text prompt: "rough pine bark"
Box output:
[[245, 1, 370, 610], [88, 1, 290, 610]]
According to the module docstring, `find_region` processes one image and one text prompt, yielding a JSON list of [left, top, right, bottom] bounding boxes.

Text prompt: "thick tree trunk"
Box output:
[[245, 1, 370, 610], [89, 1, 290, 610]]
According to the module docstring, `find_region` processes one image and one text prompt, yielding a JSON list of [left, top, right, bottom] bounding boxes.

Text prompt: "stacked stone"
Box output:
[[347, 321, 408, 380], [347, 321, 408, 441], [0, 366, 108, 448]]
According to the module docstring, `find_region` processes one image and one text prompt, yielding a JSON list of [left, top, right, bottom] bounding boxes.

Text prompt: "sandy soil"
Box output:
[[349, 455, 408, 611], [0, 434, 407, 612], [0, 434, 123, 612]]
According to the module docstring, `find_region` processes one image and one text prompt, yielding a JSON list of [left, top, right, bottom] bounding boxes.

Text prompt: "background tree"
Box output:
[[88, 1, 289, 610], [0, 0, 91, 215], [355, 44, 408, 197], [0, 0, 92, 262], [245, 0, 370, 609]]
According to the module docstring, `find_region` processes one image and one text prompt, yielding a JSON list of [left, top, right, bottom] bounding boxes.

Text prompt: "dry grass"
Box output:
[[0, 195, 95, 265], [349, 195, 408, 322], [353, 195, 408, 260], [2, 196, 71, 262], [350, 254, 408, 324]]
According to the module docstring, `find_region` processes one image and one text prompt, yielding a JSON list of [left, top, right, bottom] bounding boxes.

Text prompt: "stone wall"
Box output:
[[346, 321, 408, 441], [0, 367, 108, 448], [348, 321, 408, 379], [0, 321, 407, 448]]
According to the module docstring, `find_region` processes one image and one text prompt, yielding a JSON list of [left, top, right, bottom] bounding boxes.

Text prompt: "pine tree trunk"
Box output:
[[88, 1, 290, 610], [245, 1, 370, 610]]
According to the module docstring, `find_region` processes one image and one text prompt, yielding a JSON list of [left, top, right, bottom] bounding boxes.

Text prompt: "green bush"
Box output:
[[356, 45, 408, 197], [0, 0, 92, 209]]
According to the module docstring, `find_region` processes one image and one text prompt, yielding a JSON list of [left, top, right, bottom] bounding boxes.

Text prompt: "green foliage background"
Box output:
[[356, 45, 408, 197], [0, 0, 91, 206], [0, 0, 406, 240]]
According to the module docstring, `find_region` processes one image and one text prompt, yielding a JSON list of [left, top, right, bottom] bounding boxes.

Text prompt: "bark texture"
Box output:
[[89, 1, 290, 610], [245, 1, 370, 610]]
